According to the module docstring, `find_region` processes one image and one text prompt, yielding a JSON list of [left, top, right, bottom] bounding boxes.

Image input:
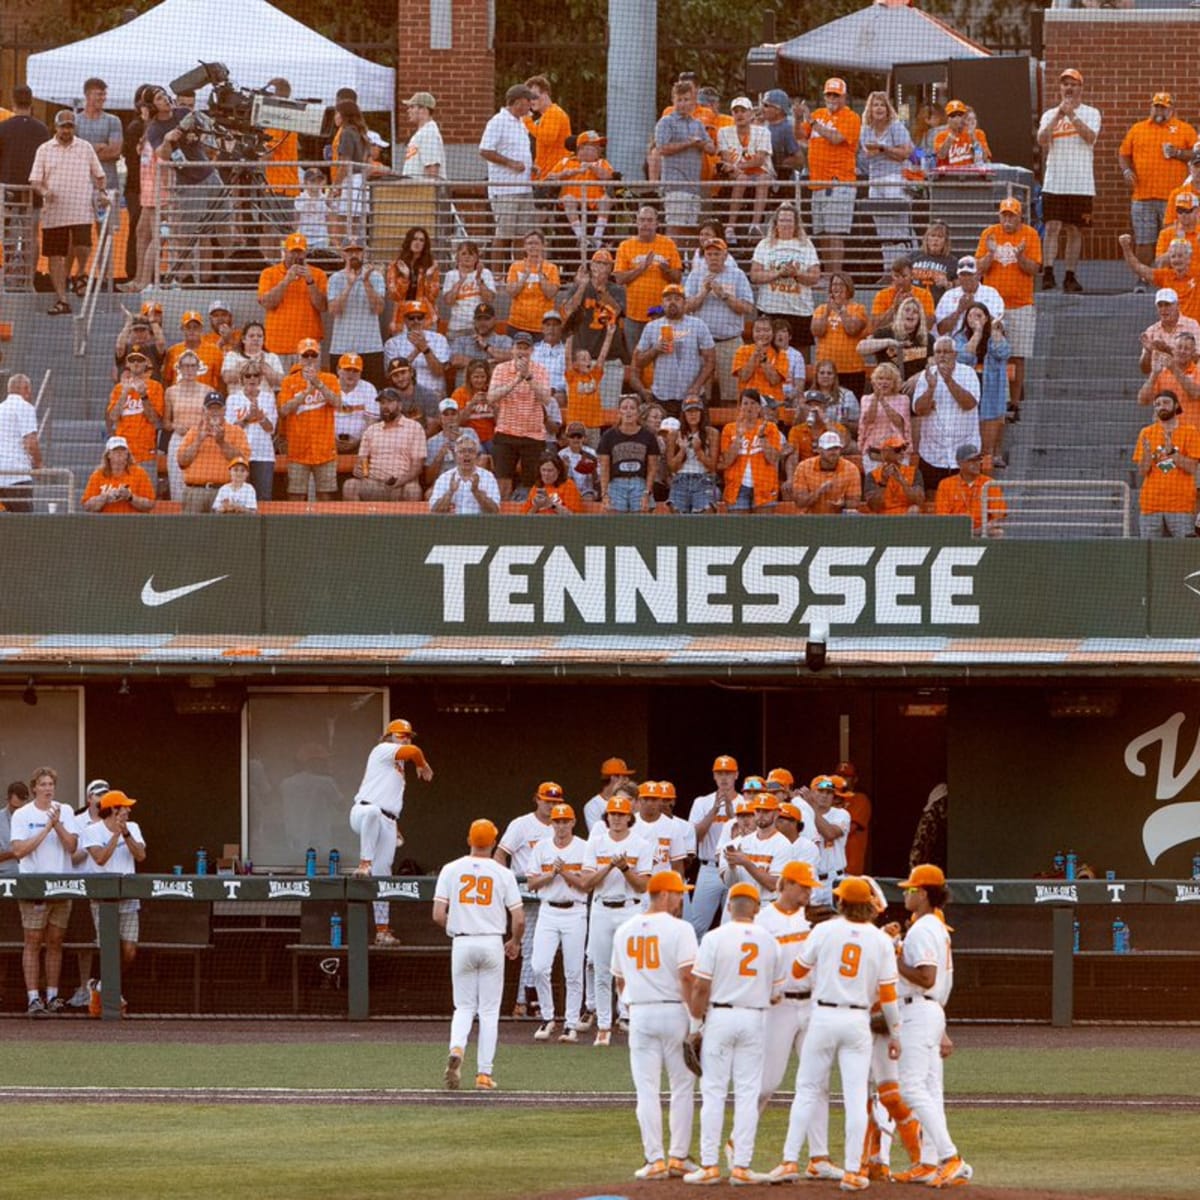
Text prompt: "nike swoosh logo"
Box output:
[[140, 575, 229, 607], [1185, 569, 1200, 599]]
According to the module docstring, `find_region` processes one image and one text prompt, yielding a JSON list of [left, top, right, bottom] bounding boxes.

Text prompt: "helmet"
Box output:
[[386, 718, 416, 738]]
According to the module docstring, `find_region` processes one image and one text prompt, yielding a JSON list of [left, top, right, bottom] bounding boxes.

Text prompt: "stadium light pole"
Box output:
[[607, 0, 657, 181]]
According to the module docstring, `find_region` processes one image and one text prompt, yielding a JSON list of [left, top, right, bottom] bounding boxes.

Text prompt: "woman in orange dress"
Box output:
[[386, 226, 440, 333]]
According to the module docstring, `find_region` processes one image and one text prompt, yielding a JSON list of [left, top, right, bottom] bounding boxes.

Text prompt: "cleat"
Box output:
[[894, 1164, 938, 1184], [683, 1165, 722, 1185], [474, 1073, 497, 1090], [731, 1166, 772, 1185], [511, 1002, 527, 1019], [576, 1009, 596, 1031], [45, 997, 67, 1014], [27, 997, 47, 1017], [353, 859, 372, 877], [558, 1027, 578, 1044], [724, 1139, 734, 1170], [88, 981, 102, 1019], [766, 1162, 801, 1183], [669, 1157, 698, 1177], [444, 1048, 463, 1090], [374, 928, 400, 947], [617, 1016, 630, 1032], [66, 984, 91, 1009], [635, 1160, 670, 1180], [533, 1021, 558, 1041], [807, 1157, 844, 1181], [867, 1162, 892, 1182], [931, 1158, 971, 1189], [593, 1029, 611, 1047], [840, 1173, 870, 1192]]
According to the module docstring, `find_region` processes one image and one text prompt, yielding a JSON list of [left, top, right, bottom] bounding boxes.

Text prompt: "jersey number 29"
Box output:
[[458, 875, 493, 905]]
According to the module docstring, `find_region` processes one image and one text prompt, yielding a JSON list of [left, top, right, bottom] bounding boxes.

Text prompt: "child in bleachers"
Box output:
[[294, 168, 332, 251]]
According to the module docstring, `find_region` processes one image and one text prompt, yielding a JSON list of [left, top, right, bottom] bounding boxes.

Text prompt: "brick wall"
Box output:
[[394, 0, 494, 145], [1045, 10, 1200, 258]]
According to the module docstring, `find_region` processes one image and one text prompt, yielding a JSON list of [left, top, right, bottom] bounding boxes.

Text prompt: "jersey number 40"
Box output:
[[627, 934, 661, 970]]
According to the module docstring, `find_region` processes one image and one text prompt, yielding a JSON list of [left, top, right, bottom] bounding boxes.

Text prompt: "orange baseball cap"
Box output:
[[780, 860, 817, 888], [776, 802, 802, 823], [742, 775, 766, 793], [705, 237, 728, 252], [181, 310, 202, 327], [728, 882, 761, 903], [662, 283, 685, 297], [658, 780, 676, 801], [834, 876, 876, 905], [899, 864, 947, 889], [468, 818, 498, 848], [386, 718, 415, 737], [591, 247, 614, 264], [830, 774, 849, 794], [998, 198, 1021, 216], [576, 130, 607, 147], [537, 781, 565, 802], [1153, 92, 1173, 108], [98, 789, 136, 811], [733, 799, 755, 815], [880, 435, 907, 450], [402, 300, 426, 316], [550, 803, 575, 822], [284, 232, 308, 251], [1060, 68, 1083, 83], [1177, 193, 1198, 211], [338, 353, 363, 371], [600, 757, 634, 777], [296, 337, 321, 355], [944, 99, 967, 117], [810, 775, 838, 792], [823, 77, 847, 96], [228, 456, 249, 470], [140, 301, 162, 317], [648, 869, 692, 894], [766, 767, 794, 790], [753, 794, 779, 812], [637, 780, 662, 799], [605, 796, 633, 817], [712, 755, 738, 773]]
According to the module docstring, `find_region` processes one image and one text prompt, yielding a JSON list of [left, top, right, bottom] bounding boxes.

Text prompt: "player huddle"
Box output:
[[425, 751, 970, 1189]]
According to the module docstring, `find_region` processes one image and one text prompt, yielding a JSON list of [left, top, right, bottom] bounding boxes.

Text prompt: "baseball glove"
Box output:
[[682, 1032, 703, 1077], [869, 1012, 890, 1037]]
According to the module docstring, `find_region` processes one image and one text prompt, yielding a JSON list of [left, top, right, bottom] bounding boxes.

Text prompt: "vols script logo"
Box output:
[[140, 574, 229, 607], [1125, 712, 1200, 863]]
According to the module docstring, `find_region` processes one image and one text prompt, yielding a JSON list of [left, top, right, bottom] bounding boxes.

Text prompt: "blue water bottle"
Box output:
[[328, 848, 340, 876], [195, 848, 208, 875], [1192, 852, 1200, 881], [1065, 851, 1077, 881], [1072, 919, 1080, 954], [305, 847, 317, 878], [1112, 919, 1130, 954], [1053, 850, 1065, 875], [330, 913, 343, 948]]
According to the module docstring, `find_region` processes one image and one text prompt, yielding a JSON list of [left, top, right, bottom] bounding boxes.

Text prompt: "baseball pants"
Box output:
[[448, 933, 505, 1076], [783, 1007, 872, 1175], [699, 1006, 766, 1170], [899, 997, 957, 1165], [686, 863, 727, 937], [587, 900, 639, 1031], [531, 904, 586, 1026], [628, 1000, 694, 1165], [758, 999, 830, 1157], [349, 803, 399, 926], [517, 898, 539, 993]]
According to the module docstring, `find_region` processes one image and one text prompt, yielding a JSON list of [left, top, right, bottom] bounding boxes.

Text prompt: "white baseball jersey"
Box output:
[[79, 819, 145, 875], [11, 802, 79, 874], [434, 854, 522, 937], [531, 835, 589, 903], [670, 813, 697, 857], [755, 901, 812, 988], [73, 815, 103, 875], [789, 795, 817, 840], [899, 912, 954, 1006], [812, 805, 851, 878], [634, 814, 688, 867], [715, 820, 755, 858], [786, 835, 821, 873], [694, 918, 782, 1008], [690, 790, 740, 861], [584, 831, 652, 902], [582, 790, 607, 831], [352, 741, 406, 815], [797, 916, 896, 1009], [611, 909, 699, 1004], [720, 829, 793, 896], [498, 811, 554, 878]]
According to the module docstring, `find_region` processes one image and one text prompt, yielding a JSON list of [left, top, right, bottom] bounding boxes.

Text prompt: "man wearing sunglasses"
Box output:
[[383, 301, 451, 400]]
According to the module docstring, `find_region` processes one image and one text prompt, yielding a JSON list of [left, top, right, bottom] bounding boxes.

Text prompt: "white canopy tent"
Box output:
[[777, 0, 990, 73], [26, 0, 395, 110]]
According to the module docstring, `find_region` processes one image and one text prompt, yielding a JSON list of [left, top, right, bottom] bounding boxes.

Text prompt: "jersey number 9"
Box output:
[[458, 875, 494, 905], [839, 942, 861, 978], [627, 934, 661, 970]]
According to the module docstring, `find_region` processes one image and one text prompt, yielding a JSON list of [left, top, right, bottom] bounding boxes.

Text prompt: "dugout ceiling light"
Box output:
[[435, 685, 509, 714], [805, 622, 829, 673], [21, 677, 37, 706], [1047, 690, 1120, 719]]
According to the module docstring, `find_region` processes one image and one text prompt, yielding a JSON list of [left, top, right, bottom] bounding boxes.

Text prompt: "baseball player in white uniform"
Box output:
[[583, 756, 635, 831], [719, 794, 793, 913], [769, 876, 901, 1192], [686, 755, 740, 936], [774, 801, 821, 873], [612, 869, 700, 1181], [496, 781, 560, 1017], [685, 882, 783, 1186], [583, 795, 652, 1045], [633, 781, 689, 871], [801, 775, 852, 906], [894, 864, 972, 1189], [433, 819, 524, 1091], [658, 781, 696, 860], [753, 859, 839, 1180], [527, 802, 589, 1042], [350, 718, 433, 945]]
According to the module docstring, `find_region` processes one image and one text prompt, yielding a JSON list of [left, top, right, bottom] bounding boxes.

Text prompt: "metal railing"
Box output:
[[73, 191, 117, 357], [981, 479, 1133, 540], [149, 162, 1030, 290], [0, 183, 37, 292]]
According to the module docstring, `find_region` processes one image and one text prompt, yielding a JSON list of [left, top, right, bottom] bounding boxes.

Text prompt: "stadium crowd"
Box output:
[[3, 66, 1200, 532]]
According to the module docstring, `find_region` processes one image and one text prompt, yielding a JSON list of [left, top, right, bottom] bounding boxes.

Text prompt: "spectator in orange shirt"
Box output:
[[1165, 148, 1200, 226], [277, 338, 342, 501], [717, 389, 783, 512], [869, 256, 935, 333], [524, 75, 572, 184], [80, 436, 156, 513], [934, 442, 1005, 534], [1138, 330, 1200, 426], [203, 300, 240, 355], [799, 77, 860, 275], [785, 393, 852, 492], [976, 197, 1041, 416], [523, 452, 582, 514], [106, 350, 164, 478], [864, 434, 923, 515], [1118, 92, 1198, 269], [257, 232, 328, 362], [505, 229, 562, 337], [1120, 233, 1200, 323], [1155, 192, 1200, 264], [163, 310, 224, 391], [546, 131, 613, 252], [792, 429, 861, 514], [811, 272, 868, 396], [175, 392, 252, 513], [933, 100, 989, 169], [614, 206, 683, 350], [834, 762, 872, 875], [1134, 389, 1200, 537], [385, 226, 439, 334], [564, 330, 615, 435], [732, 315, 788, 402]]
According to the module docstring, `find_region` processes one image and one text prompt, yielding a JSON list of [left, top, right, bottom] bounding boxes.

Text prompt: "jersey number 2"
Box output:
[[458, 875, 493, 906], [627, 934, 661, 970], [739, 942, 759, 977]]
